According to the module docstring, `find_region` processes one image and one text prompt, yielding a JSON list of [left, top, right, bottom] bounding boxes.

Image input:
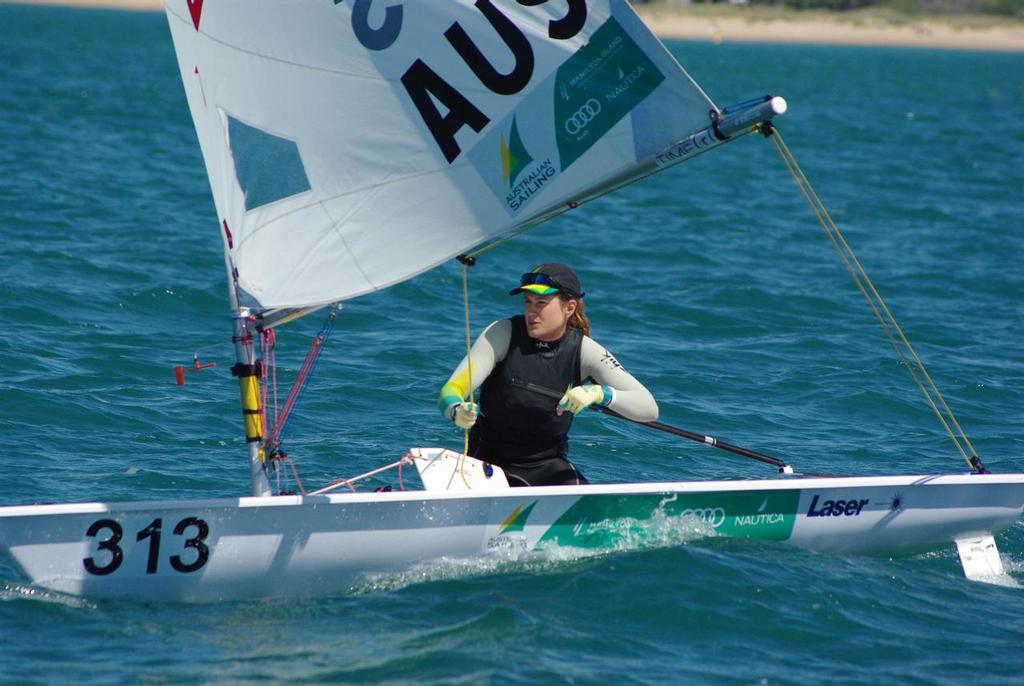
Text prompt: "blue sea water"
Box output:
[[1, 3, 1023, 684]]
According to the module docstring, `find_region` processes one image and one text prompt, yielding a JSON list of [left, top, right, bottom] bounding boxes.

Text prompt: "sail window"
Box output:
[[227, 116, 311, 211]]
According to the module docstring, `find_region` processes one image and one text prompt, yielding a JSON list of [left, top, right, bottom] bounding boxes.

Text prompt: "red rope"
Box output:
[[397, 453, 411, 491], [264, 333, 323, 449], [251, 309, 338, 495], [281, 454, 308, 495], [259, 329, 279, 438]]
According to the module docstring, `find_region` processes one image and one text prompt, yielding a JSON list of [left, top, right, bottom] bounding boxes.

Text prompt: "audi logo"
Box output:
[[563, 98, 602, 135], [679, 507, 726, 528]]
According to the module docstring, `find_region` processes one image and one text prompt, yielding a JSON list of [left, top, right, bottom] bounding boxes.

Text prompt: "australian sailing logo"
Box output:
[[498, 501, 538, 535], [499, 117, 556, 214], [487, 501, 538, 551], [501, 117, 532, 187]]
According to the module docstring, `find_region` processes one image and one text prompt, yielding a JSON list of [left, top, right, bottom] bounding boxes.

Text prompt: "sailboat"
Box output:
[[1, 0, 1021, 603]]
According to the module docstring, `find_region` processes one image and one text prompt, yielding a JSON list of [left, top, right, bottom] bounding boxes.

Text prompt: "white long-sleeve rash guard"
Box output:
[[441, 319, 659, 422]]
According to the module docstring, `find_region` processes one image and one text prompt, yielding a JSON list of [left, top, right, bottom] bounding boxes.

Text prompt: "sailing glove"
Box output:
[[557, 384, 613, 415], [448, 401, 479, 430]]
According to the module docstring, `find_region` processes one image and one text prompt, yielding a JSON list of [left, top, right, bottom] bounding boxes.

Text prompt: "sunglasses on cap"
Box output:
[[518, 272, 580, 297]]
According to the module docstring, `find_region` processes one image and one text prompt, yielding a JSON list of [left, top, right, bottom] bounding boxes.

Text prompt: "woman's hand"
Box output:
[[557, 384, 610, 415], [450, 401, 479, 429]]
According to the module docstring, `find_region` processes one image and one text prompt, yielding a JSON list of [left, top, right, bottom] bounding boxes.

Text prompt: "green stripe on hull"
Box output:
[[536, 490, 800, 549]]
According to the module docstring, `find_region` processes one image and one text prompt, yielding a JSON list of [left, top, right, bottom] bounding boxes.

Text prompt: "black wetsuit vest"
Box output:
[[469, 316, 585, 486]]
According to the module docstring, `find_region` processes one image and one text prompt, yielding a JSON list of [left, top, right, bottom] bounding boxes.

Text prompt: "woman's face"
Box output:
[[523, 292, 577, 342]]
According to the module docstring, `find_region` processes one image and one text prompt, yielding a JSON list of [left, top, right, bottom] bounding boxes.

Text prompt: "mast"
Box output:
[[223, 246, 272, 497]]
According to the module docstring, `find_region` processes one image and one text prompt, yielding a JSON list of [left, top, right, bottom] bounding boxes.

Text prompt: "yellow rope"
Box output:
[[765, 125, 978, 469]]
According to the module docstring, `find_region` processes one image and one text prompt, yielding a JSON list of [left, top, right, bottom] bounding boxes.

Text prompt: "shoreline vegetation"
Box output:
[[5, 0, 1023, 51]]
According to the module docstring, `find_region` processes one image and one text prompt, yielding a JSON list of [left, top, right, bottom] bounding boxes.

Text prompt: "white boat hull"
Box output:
[[2, 467, 1022, 602]]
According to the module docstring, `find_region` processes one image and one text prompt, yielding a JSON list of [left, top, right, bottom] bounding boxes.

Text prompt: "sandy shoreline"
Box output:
[[638, 6, 1024, 52], [5, 0, 1024, 52]]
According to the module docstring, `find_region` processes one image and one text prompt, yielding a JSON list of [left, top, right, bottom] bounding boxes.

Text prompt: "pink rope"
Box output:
[[256, 325, 333, 495], [397, 453, 411, 491], [281, 455, 308, 495], [310, 454, 415, 496], [269, 329, 278, 425], [259, 328, 279, 437], [314, 476, 358, 494], [264, 333, 322, 449]]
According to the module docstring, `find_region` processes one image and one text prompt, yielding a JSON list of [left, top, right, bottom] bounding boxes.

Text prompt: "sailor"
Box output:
[[438, 263, 658, 486]]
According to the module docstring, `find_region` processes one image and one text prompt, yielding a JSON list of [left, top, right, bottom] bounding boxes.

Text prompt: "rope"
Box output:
[[310, 454, 415, 496], [279, 454, 308, 495], [264, 305, 338, 451], [253, 306, 339, 495], [764, 124, 981, 470], [260, 328, 278, 442]]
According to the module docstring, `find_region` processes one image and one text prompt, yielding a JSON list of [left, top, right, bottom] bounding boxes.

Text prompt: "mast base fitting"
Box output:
[[231, 361, 263, 378]]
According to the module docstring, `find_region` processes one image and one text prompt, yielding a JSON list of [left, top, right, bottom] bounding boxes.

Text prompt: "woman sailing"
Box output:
[[438, 263, 658, 486]]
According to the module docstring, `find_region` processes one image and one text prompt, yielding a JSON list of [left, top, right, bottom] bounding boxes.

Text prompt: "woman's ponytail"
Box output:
[[566, 297, 590, 337]]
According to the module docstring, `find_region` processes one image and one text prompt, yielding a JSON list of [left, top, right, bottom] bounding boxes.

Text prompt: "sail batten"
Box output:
[[165, 0, 728, 312]]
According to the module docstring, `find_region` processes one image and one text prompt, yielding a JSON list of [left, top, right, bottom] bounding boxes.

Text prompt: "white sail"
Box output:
[[164, 0, 717, 311]]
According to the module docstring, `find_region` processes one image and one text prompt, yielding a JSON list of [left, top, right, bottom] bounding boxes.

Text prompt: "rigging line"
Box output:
[[259, 333, 280, 488], [279, 454, 308, 496], [788, 148, 980, 464], [260, 329, 279, 436], [767, 130, 974, 465], [310, 456, 414, 496], [766, 126, 979, 468], [265, 305, 339, 450], [769, 136, 937, 408], [767, 131, 969, 458], [768, 134, 974, 464], [770, 135, 915, 359]]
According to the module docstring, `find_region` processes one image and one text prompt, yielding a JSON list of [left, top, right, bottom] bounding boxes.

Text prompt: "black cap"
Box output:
[[509, 263, 584, 298]]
